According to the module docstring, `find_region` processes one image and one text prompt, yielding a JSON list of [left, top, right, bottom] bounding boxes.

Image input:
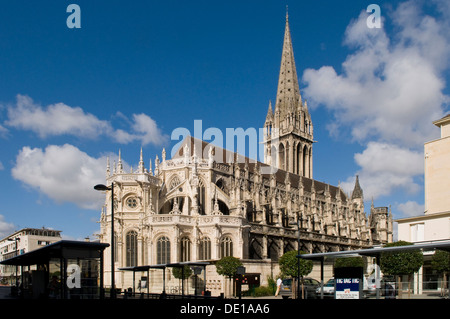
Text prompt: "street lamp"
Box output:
[[94, 183, 115, 299]]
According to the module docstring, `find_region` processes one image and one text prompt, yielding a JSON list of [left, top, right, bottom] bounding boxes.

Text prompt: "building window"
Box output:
[[198, 179, 206, 215], [126, 231, 138, 267], [126, 197, 138, 209], [157, 236, 171, 264], [199, 237, 211, 260], [410, 223, 424, 242], [220, 236, 233, 258], [180, 237, 191, 262], [114, 233, 119, 262]]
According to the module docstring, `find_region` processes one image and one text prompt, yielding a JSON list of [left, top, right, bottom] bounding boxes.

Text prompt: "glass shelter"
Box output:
[[0, 240, 109, 299]]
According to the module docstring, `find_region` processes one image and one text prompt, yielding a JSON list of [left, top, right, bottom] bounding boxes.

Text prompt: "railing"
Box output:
[[150, 214, 244, 226], [364, 280, 449, 299], [115, 290, 223, 300]]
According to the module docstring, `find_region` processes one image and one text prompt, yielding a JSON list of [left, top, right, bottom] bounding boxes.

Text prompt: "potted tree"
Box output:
[[215, 256, 243, 298], [380, 241, 423, 298], [278, 250, 313, 299]]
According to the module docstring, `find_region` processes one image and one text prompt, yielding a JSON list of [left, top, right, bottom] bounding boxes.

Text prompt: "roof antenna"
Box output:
[[286, 5, 289, 21]]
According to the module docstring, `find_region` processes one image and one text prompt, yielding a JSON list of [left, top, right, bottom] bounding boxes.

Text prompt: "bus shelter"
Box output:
[[299, 241, 450, 299], [0, 240, 109, 299], [119, 261, 210, 298]]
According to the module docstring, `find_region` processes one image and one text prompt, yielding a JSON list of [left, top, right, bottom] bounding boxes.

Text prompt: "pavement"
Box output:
[[0, 285, 447, 300]]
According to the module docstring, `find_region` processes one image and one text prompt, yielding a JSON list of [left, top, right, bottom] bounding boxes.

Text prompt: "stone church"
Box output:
[[98, 14, 393, 295]]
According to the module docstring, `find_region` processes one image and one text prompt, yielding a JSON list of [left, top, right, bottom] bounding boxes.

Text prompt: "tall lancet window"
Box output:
[[114, 232, 119, 262], [279, 143, 285, 171], [126, 230, 138, 267], [198, 179, 206, 215], [220, 236, 233, 258], [180, 237, 191, 262], [157, 236, 171, 264], [199, 237, 211, 260]]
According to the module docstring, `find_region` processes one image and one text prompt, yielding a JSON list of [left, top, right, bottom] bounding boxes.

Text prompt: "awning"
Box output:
[[0, 240, 110, 266], [298, 240, 450, 260]]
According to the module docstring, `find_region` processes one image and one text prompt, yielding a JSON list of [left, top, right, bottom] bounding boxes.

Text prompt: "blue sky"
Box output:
[[0, 0, 449, 240]]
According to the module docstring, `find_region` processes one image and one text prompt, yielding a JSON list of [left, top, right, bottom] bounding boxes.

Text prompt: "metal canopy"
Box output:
[[0, 240, 109, 266], [297, 240, 450, 299], [298, 240, 450, 260]]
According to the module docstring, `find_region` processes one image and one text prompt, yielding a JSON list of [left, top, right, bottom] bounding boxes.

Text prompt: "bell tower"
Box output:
[[264, 12, 314, 177]]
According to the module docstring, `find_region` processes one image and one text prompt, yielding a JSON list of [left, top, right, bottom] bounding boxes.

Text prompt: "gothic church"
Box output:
[[98, 13, 393, 294]]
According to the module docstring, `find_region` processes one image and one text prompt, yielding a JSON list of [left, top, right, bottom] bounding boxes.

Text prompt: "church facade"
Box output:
[[98, 14, 393, 295]]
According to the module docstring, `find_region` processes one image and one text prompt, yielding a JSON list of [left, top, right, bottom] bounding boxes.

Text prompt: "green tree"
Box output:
[[278, 250, 313, 298], [431, 250, 450, 297], [380, 241, 423, 298], [279, 250, 313, 278], [334, 257, 365, 268], [215, 256, 243, 278], [215, 256, 243, 297], [172, 265, 192, 279], [172, 265, 193, 295]]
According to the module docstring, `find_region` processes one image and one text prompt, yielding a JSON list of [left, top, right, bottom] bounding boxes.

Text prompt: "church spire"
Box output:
[[351, 175, 364, 200], [263, 12, 314, 177], [275, 10, 302, 118], [265, 100, 273, 122]]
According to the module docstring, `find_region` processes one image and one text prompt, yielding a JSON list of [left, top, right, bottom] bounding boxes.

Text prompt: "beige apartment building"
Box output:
[[0, 228, 62, 285], [397, 114, 450, 294]]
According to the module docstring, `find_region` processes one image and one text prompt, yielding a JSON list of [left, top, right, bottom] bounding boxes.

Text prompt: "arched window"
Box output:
[[303, 147, 308, 178], [180, 237, 191, 262], [279, 143, 285, 170], [157, 236, 171, 264], [220, 236, 233, 258], [114, 232, 119, 262], [296, 144, 302, 175], [198, 179, 206, 215], [126, 231, 138, 267], [285, 141, 289, 172], [199, 237, 211, 260]]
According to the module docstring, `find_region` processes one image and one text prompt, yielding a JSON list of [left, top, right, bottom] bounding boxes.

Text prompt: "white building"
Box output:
[[397, 114, 450, 294]]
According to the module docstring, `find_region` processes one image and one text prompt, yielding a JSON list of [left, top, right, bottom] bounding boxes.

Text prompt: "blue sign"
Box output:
[[335, 278, 360, 299]]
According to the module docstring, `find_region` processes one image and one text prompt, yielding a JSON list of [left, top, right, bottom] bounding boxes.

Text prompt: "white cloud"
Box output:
[[397, 200, 424, 218], [113, 113, 169, 146], [0, 215, 16, 238], [11, 144, 109, 210], [354, 142, 423, 177], [4, 94, 168, 146], [6, 95, 111, 139], [303, 1, 450, 200], [303, 9, 447, 146], [340, 143, 423, 199]]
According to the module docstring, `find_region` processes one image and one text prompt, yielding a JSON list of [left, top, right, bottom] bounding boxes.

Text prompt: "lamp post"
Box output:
[[94, 183, 115, 299]]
